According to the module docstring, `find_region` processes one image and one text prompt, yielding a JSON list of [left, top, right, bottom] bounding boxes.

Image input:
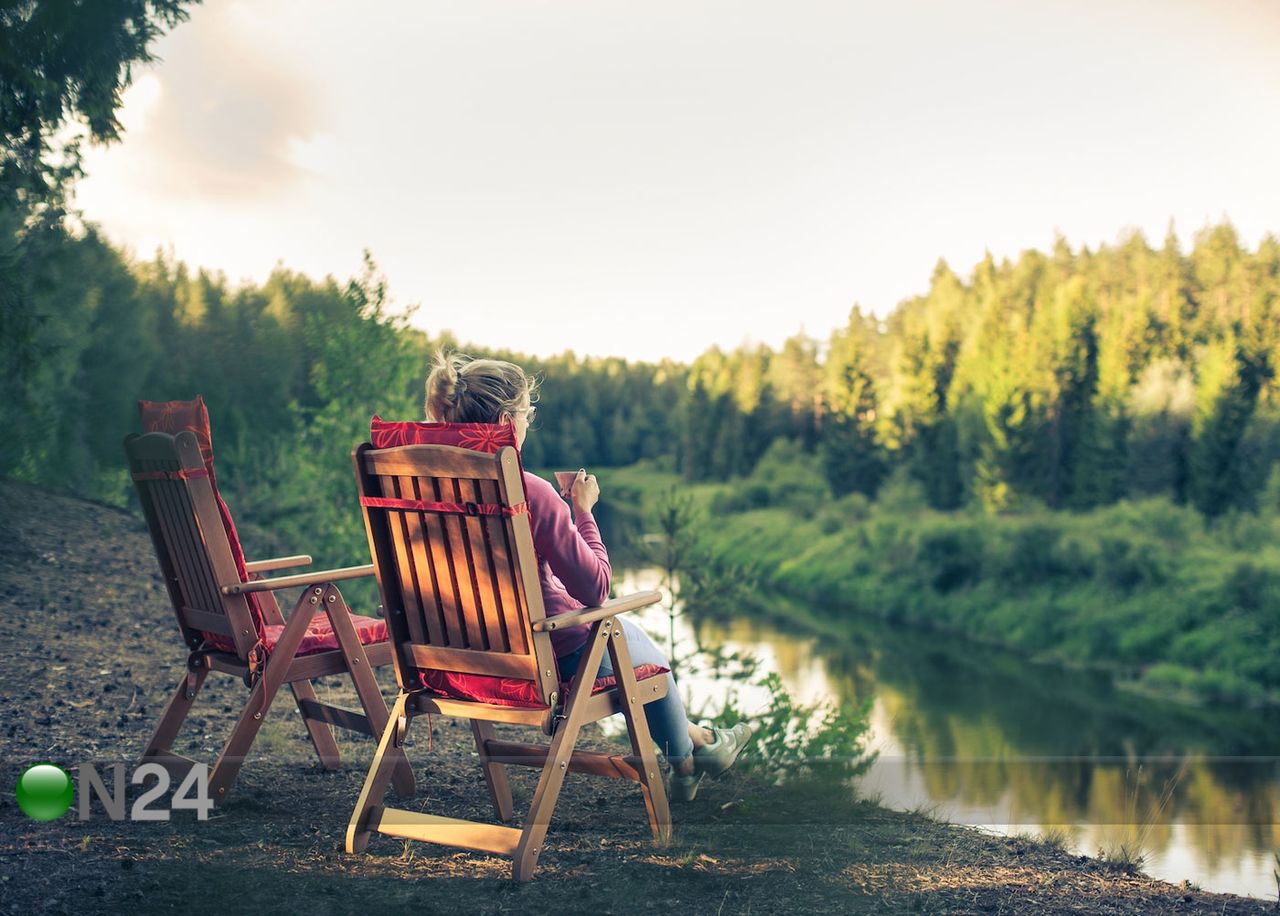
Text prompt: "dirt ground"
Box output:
[[0, 480, 1273, 914]]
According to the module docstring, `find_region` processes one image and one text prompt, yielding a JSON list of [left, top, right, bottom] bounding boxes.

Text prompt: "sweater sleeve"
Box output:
[[525, 472, 611, 607]]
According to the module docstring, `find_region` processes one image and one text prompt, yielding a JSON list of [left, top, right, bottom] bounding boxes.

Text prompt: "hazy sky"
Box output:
[[74, 0, 1280, 363]]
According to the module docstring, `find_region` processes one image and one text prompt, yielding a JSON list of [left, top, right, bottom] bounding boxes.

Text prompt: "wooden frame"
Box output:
[[346, 442, 671, 880], [125, 430, 414, 805]]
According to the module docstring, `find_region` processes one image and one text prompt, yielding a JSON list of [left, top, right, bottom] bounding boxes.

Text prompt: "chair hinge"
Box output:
[[184, 650, 208, 699]]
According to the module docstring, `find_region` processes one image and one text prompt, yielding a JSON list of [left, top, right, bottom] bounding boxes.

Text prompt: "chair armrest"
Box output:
[[244, 554, 313, 574], [531, 589, 663, 632], [222, 564, 375, 595]]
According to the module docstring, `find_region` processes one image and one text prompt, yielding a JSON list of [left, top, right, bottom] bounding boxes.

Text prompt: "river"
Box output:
[[612, 566, 1280, 900]]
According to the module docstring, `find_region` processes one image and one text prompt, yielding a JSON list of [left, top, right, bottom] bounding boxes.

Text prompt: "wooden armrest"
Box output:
[[222, 564, 375, 595], [532, 590, 662, 632], [244, 554, 313, 574]]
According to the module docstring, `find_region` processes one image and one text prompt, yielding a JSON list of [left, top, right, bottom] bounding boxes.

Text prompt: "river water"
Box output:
[[613, 567, 1280, 900]]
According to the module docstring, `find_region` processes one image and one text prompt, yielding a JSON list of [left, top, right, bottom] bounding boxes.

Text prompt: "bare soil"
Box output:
[[0, 480, 1272, 914]]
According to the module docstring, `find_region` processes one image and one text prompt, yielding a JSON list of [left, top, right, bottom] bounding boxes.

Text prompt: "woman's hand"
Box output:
[[570, 468, 599, 515]]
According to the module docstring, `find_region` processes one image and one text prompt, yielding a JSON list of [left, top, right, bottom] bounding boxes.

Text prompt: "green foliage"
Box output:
[[637, 481, 875, 783], [710, 672, 876, 783], [1, 2, 197, 457], [1, 0, 195, 211], [688, 486, 1280, 705], [709, 438, 830, 515]]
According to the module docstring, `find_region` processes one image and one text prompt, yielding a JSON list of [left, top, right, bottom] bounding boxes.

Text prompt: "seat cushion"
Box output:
[[261, 612, 389, 656], [139, 396, 264, 652], [419, 663, 669, 709]]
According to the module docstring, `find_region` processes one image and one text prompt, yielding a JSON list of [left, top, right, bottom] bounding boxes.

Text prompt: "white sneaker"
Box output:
[[693, 723, 755, 778]]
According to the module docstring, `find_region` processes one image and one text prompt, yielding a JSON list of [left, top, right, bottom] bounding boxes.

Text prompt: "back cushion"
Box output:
[[369, 416, 521, 456], [138, 397, 264, 644]]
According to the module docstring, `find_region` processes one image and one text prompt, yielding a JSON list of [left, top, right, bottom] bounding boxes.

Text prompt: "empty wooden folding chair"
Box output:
[[345, 421, 671, 880], [126, 397, 414, 805]]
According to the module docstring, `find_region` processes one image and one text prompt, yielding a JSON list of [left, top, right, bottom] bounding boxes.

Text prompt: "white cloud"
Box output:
[[75, 0, 1280, 362]]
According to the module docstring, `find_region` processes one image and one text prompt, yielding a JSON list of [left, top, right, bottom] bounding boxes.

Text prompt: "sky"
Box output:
[[73, 0, 1280, 363]]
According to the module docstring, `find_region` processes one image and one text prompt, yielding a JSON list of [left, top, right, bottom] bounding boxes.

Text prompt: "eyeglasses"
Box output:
[[523, 405, 537, 423]]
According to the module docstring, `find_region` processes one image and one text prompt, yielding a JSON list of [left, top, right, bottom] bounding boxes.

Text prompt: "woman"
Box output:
[[425, 351, 753, 801]]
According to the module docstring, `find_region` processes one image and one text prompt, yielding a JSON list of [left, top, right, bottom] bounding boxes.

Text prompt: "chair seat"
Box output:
[[260, 612, 389, 656], [419, 663, 669, 709]]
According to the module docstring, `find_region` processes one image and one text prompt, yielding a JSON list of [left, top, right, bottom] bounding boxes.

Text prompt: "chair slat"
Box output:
[[383, 476, 429, 646], [442, 478, 487, 650], [364, 446, 503, 481], [420, 475, 467, 647], [137, 463, 199, 627], [172, 480, 233, 624], [405, 477, 451, 646], [478, 478, 528, 655], [495, 450, 560, 707], [408, 643, 539, 679], [168, 480, 226, 618], [461, 477, 510, 653], [147, 467, 222, 624]]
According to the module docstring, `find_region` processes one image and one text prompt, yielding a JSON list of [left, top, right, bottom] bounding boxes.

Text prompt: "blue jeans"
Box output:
[[556, 617, 694, 764]]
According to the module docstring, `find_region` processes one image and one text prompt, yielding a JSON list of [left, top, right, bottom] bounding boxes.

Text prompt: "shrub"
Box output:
[[1098, 536, 1169, 590], [710, 672, 876, 783], [708, 438, 832, 515], [915, 523, 985, 592]]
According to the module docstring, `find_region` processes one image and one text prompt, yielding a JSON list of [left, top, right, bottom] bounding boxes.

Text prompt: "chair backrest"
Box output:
[[125, 430, 260, 658], [137, 398, 267, 632], [353, 439, 560, 706]]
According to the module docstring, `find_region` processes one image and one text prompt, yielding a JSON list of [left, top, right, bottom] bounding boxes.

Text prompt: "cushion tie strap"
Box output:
[[360, 496, 528, 517], [131, 468, 210, 482]]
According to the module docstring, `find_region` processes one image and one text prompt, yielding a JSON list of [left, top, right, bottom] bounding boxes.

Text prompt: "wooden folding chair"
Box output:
[[125, 429, 415, 805], [345, 438, 672, 880]]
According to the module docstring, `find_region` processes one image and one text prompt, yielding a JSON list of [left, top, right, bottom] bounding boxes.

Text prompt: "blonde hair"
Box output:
[[425, 350, 537, 424]]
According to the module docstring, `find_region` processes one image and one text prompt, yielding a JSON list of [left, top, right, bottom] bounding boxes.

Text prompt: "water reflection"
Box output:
[[614, 568, 1280, 899]]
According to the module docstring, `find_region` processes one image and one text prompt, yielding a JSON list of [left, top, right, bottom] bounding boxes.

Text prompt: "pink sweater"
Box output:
[[523, 471, 610, 656]]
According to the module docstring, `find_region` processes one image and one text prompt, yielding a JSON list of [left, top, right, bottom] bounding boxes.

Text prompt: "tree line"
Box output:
[[681, 226, 1280, 519], [5, 220, 1280, 529]]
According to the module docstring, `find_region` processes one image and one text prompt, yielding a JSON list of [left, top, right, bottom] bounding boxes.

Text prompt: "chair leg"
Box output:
[[472, 720, 514, 822], [347, 692, 412, 854], [607, 625, 673, 844], [208, 672, 288, 805], [290, 679, 342, 770], [266, 578, 344, 770], [322, 585, 415, 798], [208, 592, 322, 806], [512, 618, 613, 881], [141, 666, 208, 761], [512, 711, 583, 881]]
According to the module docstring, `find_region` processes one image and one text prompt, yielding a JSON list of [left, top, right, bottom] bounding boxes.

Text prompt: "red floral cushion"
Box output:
[[261, 612, 388, 656], [139, 397, 264, 652], [419, 663, 670, 709], [370, 416, 521, 455]]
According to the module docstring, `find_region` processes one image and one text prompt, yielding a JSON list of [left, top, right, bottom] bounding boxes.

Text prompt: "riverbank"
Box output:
[[598, 448, 1280, 708], [1, 479, 1273, 912]]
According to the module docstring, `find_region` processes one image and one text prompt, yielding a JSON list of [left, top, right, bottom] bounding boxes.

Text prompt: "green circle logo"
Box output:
[[16, 763, 74, 821]]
